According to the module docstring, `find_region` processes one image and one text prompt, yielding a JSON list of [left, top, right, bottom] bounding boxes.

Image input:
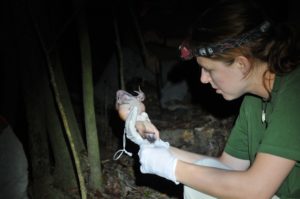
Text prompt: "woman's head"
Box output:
[[181, 0, 299, 75], [180, 0, 299, 100]]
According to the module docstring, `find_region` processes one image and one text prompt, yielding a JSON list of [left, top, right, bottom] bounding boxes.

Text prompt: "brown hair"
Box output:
[[188, 0, 300, 75]]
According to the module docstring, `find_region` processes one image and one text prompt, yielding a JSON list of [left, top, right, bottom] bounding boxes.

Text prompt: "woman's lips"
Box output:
[[215, 88, 222, 94], [211, 85, 222, 94]]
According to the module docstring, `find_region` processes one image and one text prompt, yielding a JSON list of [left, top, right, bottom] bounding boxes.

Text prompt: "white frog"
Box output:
[[115, 88, 157, 143], [115, 88, 146, 120]]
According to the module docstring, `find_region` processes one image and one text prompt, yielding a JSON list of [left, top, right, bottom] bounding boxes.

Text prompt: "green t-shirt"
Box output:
[[224, 67, 300, 198]]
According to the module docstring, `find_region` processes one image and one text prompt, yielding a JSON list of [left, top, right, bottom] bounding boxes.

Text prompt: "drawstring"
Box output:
[[113, 129, 132, 160], [261, 99, 269, 128]]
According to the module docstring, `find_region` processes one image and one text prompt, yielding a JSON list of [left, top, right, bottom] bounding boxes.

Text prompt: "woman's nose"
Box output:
[[200, 68, 210, 84]]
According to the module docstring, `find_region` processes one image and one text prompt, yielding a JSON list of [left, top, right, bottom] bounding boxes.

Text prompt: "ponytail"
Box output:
[[255, 23, 300, 75]]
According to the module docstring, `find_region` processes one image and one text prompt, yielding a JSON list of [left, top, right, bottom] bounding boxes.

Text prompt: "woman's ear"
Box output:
[[235, 56, 251, 74]]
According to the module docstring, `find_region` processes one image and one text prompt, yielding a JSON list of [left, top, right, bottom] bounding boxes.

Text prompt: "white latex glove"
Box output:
[[125, 106, 146, 145], [138, 143, 179, 184], [153, 139, 170, 149], [113, 107, 148, 160], [125, 106, 169, 146], [114, 107, 170, 160]]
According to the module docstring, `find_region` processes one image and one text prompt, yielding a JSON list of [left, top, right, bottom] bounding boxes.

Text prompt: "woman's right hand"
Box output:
[[125, 107, 160, 145]]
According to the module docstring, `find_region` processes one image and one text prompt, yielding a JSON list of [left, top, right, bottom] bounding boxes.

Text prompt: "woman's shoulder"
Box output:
[[284, 65, 300, 80], [279, 65, 300, 91]]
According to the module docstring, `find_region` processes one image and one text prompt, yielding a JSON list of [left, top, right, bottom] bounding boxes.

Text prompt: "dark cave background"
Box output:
[[1, 0, 299, 198]]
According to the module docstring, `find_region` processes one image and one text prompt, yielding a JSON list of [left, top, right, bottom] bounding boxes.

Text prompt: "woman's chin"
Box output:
[[216, 89, 242, 101], [221, 93, 238, 101]]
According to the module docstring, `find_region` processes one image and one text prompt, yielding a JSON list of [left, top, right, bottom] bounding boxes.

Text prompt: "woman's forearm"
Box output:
[[176, 160, 251, 199], [169, 146, 211, 163]]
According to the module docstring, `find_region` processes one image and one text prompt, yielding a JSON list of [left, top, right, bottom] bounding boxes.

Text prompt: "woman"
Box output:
[[120, 0, 300, 198]]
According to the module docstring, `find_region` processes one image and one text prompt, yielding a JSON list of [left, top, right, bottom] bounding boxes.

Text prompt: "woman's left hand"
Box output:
[[138, 143, 179, 184]]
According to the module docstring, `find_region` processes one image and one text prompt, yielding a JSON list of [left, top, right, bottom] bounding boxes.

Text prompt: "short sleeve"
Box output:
[[224, 98, 250, 160]]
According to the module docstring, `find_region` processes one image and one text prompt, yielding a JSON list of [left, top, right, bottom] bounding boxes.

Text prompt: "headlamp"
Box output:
[[179, 21, 271, 60]]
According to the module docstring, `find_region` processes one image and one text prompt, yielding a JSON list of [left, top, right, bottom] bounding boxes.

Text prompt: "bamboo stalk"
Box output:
[[48, 64, 87, 199], [27, 6, 87, 199], [76, 9, 103, 190]]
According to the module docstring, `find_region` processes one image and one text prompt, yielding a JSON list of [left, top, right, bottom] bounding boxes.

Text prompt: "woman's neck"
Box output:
[[250, 64, 275, 99]]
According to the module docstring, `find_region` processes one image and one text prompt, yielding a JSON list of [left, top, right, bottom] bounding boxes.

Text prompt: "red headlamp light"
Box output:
[[178, 42, 194, 60]]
